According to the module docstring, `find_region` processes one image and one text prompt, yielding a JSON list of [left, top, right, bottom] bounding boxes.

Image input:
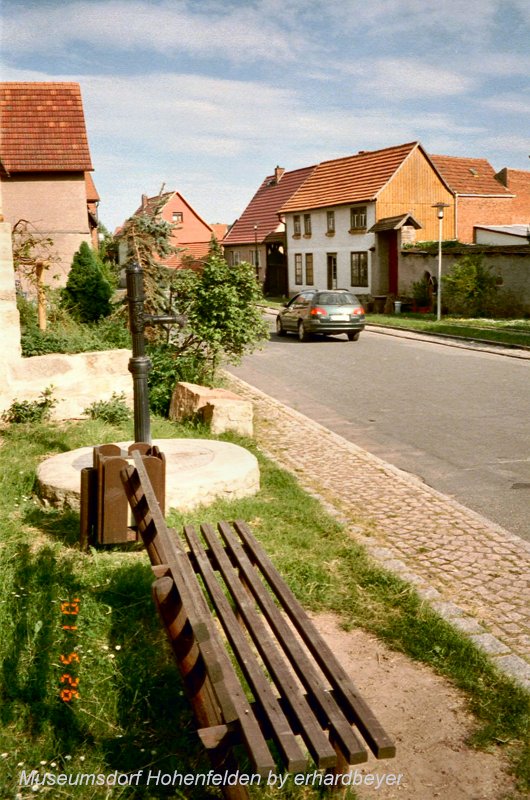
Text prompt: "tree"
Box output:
[[61, 241, 113, 322], [442, 254, 499, 317], [12, 219, 60, 330], [148, 255, 269, 414]]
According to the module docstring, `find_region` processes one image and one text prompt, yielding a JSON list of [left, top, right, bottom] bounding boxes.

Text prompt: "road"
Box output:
[[227, 322, 530, 542]]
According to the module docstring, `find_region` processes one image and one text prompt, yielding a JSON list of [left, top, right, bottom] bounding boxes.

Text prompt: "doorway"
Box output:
[[327, 253, 337, 289]]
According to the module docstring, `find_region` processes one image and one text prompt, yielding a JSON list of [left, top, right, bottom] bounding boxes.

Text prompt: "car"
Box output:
[[276, 289, 365, 341]]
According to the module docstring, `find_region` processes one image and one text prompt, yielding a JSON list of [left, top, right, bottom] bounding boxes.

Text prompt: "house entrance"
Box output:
[[327, 253, 337, 289], [264, 243, 287, 296]]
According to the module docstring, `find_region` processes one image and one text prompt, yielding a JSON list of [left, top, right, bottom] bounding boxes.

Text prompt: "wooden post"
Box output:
[[36, 261, 46, 331]]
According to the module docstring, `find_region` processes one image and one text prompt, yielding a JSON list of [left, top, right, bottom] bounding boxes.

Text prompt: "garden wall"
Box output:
[[399, 246, 530, 313]]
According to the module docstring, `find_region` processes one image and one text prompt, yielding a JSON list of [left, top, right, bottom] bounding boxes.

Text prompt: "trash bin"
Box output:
[[394, 301, 402, 314]]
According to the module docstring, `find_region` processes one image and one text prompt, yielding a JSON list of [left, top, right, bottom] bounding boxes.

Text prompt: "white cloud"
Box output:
[[1, 0, 307, 65]]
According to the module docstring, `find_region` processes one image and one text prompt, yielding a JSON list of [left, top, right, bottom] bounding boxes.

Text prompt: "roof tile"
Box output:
[[430, 154, 513, 196], [0, 82, 93, 173], [280, 142, 419, 212]]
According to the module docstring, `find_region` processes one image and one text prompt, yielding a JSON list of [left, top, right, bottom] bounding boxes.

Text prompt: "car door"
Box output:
[[281, 293, 302, 331]]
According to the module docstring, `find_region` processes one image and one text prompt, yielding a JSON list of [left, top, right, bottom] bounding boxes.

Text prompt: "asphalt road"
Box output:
[[227, 322, 530, 542]]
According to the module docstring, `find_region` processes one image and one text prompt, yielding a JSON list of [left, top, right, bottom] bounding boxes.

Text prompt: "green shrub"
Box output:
[[442, 255, 499, 317], [1, 386, 57, 424], [147, 344, 210, 417], [61, 241, 113, 322], [83, 392, 132, 425]]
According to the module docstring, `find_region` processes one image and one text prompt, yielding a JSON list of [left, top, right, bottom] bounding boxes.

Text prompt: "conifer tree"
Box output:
[[62, 241, 113, 322]]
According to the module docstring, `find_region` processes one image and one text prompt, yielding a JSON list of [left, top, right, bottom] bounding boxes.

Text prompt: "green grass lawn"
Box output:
[[366, 314, 530, 348], [0, 417, 528, 798]]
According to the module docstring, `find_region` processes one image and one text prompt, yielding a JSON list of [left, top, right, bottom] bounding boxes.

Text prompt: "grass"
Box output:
[[0, 418, 528, 799], [366, 314, 530, 348]]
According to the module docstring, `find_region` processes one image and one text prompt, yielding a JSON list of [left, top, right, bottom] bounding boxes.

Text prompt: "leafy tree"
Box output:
[[147, 256, 269, 414], [61, 241, 113, 322], [442, 254, 499, 317]]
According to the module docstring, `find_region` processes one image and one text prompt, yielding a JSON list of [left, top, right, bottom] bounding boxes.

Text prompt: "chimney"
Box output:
[[274, 165, 285, 184], [141, 193, 148, 210]]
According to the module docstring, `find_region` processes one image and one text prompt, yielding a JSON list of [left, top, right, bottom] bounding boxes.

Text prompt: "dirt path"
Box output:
[[314, 613, 516, 800]]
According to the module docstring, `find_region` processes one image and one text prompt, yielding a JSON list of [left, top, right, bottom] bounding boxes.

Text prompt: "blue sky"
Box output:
[[2, 0, 530, 232]]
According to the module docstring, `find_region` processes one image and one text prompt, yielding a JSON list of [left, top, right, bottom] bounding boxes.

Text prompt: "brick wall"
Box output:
[[457, 196, 514, 243], [496, 169, 530, 223]]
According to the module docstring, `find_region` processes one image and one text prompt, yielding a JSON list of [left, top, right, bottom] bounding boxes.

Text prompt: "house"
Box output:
[[279, 141, 453, 298], [429, 155, 515, 243], [125, 191, 225, 269], [0, 81, 98, 285], [494, 167, 530, 222], [222, 164, 317, 296]]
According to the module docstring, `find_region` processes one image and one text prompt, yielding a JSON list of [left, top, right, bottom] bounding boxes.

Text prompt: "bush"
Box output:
[[1, 387, 57, 424], [147, 344, 210, 417], [83, 392, 132, 425], [442, 255, 499, 317], [61, 241, 113, 322]]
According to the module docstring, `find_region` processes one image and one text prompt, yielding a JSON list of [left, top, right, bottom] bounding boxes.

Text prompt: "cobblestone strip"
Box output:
[[226, 374, 530, 690]]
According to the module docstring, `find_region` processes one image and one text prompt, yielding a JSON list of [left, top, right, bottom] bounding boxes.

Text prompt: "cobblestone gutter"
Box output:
[[226, 373, 530, 691]]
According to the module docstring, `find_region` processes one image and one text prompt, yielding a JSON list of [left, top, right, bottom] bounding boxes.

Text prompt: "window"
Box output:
[[249, 249, 260, 267], [294, 254, 303, 285], [326, 211, 335, 234], [305, 253, 314, 285], [293, 215, 301, 236], [350, 252, 368, 286], [233, 251, 241, 265], [303, 214, 312, 236], [172, 211, 183, 223], [350, 206, 367, 231]]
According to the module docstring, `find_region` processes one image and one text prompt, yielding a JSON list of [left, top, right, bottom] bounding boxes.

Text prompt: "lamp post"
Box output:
[[253, 224, 259, 281], [432, 202, 450, 321]]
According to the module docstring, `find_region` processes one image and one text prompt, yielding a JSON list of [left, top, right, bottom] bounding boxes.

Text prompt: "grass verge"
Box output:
[[0, 418, 528, 799], [366, 314, 530, 348]]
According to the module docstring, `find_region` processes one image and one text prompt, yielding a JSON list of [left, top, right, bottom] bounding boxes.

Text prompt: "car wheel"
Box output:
[[298, 320, 309, 342], [276, 316, 286, 336], [347, 332, 360, 341]]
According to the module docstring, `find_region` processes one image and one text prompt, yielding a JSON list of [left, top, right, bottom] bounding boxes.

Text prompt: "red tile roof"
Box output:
[[0, 82, 93, 173], [223, 165, 317, 245], [430, 154, 513, 196], [280, 142, 420, 213], [163, 240, 211, 268]]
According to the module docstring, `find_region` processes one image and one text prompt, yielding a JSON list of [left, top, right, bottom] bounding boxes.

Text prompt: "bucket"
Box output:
[[394, 301, 402, 314]]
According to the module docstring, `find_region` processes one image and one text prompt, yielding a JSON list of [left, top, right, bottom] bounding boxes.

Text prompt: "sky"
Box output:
[[1, 0, 530, 232]]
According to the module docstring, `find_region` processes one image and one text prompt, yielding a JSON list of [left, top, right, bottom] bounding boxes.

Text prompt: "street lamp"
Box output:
[[253, 224, 259, 280], [432, 202, 450, 321]]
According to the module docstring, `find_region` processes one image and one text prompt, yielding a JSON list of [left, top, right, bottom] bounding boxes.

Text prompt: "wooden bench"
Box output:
[[121, 451, 395, 798]]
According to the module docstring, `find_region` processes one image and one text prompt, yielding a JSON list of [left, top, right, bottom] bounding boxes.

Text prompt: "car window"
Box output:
[[316, 292, 357, 305]]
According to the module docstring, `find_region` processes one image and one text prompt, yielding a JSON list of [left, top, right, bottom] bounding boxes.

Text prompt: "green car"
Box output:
[[276, 289, 365, 342]]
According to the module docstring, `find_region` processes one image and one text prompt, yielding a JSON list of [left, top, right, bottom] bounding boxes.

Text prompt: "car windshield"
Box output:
[[316, 292, 358, 306]]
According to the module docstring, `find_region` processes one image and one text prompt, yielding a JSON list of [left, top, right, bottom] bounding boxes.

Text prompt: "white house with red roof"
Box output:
[[222, 165, 317, 295], [280, 142, 452, 298], [0, 81, 99, 285]]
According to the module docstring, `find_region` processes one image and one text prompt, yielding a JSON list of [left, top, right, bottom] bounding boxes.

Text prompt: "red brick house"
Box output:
[[494, 167, 530, 224], [222, 165, 317, 295], [429, 155, 515, 243], [0, 81, 98, 284], [126, 191, 226, 269]]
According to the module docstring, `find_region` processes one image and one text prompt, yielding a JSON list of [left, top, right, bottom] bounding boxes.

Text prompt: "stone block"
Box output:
[[169, 382, 253, 436], [202, 398, 253, 437]]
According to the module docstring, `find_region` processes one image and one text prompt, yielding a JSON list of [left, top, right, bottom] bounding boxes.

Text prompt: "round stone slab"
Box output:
[[36, 438, 260, 512]]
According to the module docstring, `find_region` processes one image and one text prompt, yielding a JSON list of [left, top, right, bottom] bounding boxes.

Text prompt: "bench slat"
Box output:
[[184, 523, 308, 773], [123, 456, 276, 777], [216, 521, 368, 766], [232, 519, 396, 760]]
